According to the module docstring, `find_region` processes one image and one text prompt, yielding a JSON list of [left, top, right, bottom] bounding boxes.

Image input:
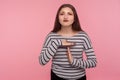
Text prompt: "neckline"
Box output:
[[52, 31, 82, 38]]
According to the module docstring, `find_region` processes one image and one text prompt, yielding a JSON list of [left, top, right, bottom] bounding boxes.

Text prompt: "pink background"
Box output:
[[0, 0, 120, 80]]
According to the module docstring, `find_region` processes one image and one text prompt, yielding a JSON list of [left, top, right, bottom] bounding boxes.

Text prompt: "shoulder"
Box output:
[[45, 32, 59, 39], [79, 31, 92, 42], [79, 31, 89, 37]]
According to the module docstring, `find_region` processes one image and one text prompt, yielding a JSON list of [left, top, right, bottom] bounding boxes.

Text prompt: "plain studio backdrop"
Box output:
[[0, 0, 120, 80]]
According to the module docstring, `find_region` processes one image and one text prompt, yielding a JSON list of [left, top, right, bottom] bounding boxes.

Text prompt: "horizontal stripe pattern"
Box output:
[[39, 31, 97, 79]]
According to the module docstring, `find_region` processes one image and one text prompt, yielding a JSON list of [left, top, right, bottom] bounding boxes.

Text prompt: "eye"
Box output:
[[59, 12, 65, 15], [59, 13, 64, 15], [68, 12, 73, 15]]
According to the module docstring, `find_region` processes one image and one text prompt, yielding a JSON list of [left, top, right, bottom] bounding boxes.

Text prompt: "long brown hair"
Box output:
[[51, 4, 83, 32]]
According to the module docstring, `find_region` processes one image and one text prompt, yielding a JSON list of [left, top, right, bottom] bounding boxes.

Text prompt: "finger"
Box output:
[[67, 47, 69, 50], [71, 43, 75, 45], [67, 47, 70, 53], [66, 42, 74, 46], [62, 39, 67, 42]]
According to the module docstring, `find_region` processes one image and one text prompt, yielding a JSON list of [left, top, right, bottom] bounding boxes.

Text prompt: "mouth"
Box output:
[[63, 20, 69, 22]]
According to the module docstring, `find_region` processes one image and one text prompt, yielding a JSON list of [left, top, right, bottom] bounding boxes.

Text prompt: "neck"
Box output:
[[60, 26, 73, 34]]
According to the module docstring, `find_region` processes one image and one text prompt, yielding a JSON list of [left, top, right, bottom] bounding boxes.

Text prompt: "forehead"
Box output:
[[59, 7, 73, 13]]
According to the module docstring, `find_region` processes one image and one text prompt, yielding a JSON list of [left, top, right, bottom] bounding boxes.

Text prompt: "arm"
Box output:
[[71, 48, 97, 69], [39, 34, 62, 65], [68, 33, 97, 68]]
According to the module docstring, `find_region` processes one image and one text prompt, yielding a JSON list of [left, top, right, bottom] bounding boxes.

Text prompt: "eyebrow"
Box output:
[[59, 11, 73, 13]]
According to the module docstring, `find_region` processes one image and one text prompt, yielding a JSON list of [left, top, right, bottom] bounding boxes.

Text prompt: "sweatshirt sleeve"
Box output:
[[39, 33, 62, 65], [71, 32, 97, 68]]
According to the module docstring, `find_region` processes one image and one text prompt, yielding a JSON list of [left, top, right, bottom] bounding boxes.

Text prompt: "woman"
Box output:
[[39, 4, 97, 80]]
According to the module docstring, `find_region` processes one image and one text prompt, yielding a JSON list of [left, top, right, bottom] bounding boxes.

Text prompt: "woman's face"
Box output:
[[58, 7, 74, 27]]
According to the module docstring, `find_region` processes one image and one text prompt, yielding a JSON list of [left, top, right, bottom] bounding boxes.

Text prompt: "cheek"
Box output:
[[70, 17, 74, 23], [59, 17, 65, 25], [72, 17, 74, 21], [58, 17, 63, 25], [58, 16, 63, 22]]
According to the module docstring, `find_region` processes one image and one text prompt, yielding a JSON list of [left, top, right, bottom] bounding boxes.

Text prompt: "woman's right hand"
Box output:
[[61, 40, 75, 47]]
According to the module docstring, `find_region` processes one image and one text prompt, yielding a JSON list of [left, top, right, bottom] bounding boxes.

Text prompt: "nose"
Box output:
[[64, 14, 68, 19]]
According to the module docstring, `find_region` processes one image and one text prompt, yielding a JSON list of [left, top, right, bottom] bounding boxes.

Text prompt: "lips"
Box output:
[[63, 20, 69, 22]]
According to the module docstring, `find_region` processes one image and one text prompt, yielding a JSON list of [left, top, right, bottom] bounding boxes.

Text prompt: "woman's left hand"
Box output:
[[67, 47, 73, 64]]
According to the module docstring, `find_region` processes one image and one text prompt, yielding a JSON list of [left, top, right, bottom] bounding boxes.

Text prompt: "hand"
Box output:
[[67, 47, 73, 63], [61, 40, 75, 47]]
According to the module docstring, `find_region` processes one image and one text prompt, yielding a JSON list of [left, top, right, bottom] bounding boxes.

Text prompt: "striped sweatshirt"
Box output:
[[39, 31, 97, 80]]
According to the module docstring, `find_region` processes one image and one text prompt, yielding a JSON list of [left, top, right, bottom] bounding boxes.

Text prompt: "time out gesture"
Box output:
[[61, 40, 74, 63]]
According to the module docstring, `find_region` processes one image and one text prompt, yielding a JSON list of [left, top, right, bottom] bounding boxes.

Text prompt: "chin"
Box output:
[[61, 24, 72, 27]]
